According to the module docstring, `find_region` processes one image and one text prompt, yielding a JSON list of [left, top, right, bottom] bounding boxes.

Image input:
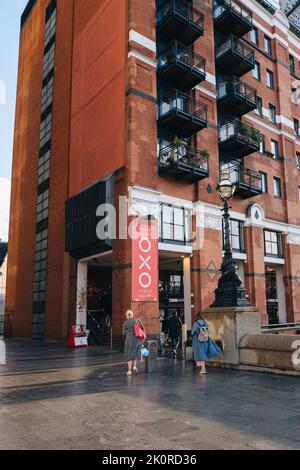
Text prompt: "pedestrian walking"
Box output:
[[192, 314, 222, 374], [167, 312, 182, 356], [122, 310, 144, 376]]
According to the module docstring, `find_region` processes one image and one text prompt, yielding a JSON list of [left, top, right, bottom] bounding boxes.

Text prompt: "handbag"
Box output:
[[198, 324, 209, 343], [134, 320, 146, 341]]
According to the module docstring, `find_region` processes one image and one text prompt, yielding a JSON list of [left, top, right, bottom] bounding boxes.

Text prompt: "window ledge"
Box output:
[[264, 256, 285, 265]]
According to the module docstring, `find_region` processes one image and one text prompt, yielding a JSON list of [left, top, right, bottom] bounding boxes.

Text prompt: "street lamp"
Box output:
[[211, 165, 251, 308]]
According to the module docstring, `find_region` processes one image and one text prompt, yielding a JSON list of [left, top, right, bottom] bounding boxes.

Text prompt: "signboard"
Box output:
[[68, 324, 88, 348], [132, 219, 158, 302]]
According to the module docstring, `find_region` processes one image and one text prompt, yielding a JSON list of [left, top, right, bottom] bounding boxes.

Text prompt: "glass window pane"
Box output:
[[174, 225, 184, 241]]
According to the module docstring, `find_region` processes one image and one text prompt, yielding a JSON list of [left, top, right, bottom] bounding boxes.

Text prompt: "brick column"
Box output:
[[191, 208, 223, 322], [244, 225, 267, 324], [283, 235, 300, 322]]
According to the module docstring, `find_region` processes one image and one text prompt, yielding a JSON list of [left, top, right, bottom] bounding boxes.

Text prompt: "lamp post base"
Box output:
[[210, 285, 251, 308]]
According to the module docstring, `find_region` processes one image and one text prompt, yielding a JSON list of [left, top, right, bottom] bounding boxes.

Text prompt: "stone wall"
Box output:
[[239, 333, 300, 372]]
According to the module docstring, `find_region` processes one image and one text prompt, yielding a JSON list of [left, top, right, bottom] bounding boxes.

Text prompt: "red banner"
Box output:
[[132, 219, 158, 302]]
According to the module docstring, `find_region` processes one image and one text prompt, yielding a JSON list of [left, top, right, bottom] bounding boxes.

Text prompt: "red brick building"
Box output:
[[6, 0, 300, 343]]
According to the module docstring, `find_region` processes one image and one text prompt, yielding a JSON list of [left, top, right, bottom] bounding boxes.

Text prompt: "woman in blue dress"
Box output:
[[192, 314, 222, 374]]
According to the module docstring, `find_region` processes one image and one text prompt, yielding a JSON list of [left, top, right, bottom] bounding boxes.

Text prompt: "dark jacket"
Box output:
[[167, 316, 182, 338]]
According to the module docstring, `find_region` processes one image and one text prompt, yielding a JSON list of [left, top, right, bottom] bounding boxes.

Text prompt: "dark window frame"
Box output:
[[160, 204, 191, 245], [264, 35, 272, 56], [273, 176, 282, 198], [260, 171, 268, 194], [264, 230, 283, 258], [252, 61, 261, 81], [266, 69, 274, 89], [268, 103, 276, 123]]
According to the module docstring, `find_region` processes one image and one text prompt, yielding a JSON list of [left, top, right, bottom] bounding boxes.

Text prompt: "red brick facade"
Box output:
[[6, 0, 300, 342]]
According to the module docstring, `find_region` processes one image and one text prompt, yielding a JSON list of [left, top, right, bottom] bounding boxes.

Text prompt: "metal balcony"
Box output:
[[158, 91, 208, 137], [215, 35, 255, 76], [218, 117, 262, 157], [213, 0, 253, 37], [159, 143, 209, 182], [217, 76, 257, 116], [157, 0, 204, 46], [158, 41, 206, 91], [226, 164, 262, 198]]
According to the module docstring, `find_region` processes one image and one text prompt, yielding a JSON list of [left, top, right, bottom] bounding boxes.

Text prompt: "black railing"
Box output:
[[218, 117, 262, 146], [157, 0, 204, 29], [158, 90, 208, 121], [256, 0, 276, 15], [227, 164, 262, 192], [158, 40, 206, 76], [159, 143, 209, 173], [216, 35, 255, 65], [217, 76, 257, 104], [213, 0, 252, 25]]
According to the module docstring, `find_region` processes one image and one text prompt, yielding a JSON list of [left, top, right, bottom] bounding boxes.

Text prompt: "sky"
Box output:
[[0, 0, 28, 241]]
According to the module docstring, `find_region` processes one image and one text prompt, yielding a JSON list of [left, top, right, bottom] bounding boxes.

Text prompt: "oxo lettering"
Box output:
[[138, 237, 152, 289]]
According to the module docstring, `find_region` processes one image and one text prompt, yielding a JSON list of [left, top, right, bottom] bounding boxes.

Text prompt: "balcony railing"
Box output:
[[159, 143, 209, 182], [218, 117, 262, 157], [157, 0, 204, 46], [226, 164, 262, 198], [158, 41, 206, 91], [158, 90, 208, 137], [216, 35, 255, 76], [217, 76, 257, 116], [214, 0, 252, 37], [256, 0, 276, 15]]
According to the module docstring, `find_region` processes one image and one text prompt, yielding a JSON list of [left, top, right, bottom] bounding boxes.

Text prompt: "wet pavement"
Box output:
[[0, 339, 300, 450]]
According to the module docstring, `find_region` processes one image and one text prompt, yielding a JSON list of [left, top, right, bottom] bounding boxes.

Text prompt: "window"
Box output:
[[36, 189, 49, 223], [260, 172, 268, 193], [40, 113, 52, 148], [41, 77, 54, 114], [250, 27, 259, 45], [33, 229, 48, 302], [296, 152, 300, 169], [273, 177, 282, 198], [160, 205, 190, 243], [223, 219, 245, 253], [294, 118, 299, 136], [264, 230, 283, 258], [43, 43, 55, 80], [264, 35, 272, 55], [271, 139, 279, 160], [266, 69, 274, 89], [268, 104, 276, 123], [44, 8, 56, 48], [38, 150, 51, 185], [252, 61, 261, 80], [289, 54, 295, 73], [259, 135, 265, 153], [291, 87, 298, 104], [256, 96, 263, 116]]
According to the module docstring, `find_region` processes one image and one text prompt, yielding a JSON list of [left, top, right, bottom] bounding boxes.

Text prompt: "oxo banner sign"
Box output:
[[132, 219, 158, 302]]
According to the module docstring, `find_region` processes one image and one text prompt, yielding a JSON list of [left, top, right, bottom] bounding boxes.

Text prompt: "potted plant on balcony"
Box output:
[[238, 121, 252, 139], [173, 135, 185, 163], [196, 149, 209, 168], [250, 128, 263, 145]]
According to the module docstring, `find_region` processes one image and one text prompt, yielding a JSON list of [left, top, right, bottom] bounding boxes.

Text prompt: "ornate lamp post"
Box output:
[[211, 165, 251, 308]]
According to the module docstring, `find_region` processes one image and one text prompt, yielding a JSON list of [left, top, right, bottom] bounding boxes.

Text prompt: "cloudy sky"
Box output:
[[0, 1, 27, 241]]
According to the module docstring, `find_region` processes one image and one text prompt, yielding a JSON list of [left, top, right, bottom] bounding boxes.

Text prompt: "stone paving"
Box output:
[[0, 339, 300, 450]]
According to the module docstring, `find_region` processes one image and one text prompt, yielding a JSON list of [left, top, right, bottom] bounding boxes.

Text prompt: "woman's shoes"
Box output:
[[200, 368, 207, 375], [127, 371, 132, 376], [133, 367, 139, 374]]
